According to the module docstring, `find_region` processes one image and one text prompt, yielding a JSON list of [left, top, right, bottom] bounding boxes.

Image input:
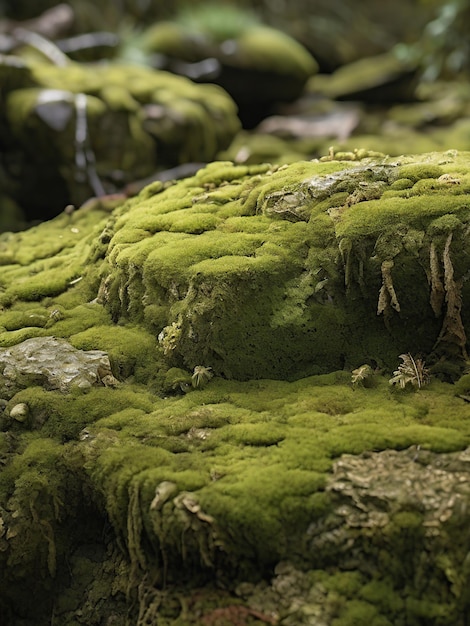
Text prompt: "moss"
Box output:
[[2, 267, 83, 303], [101, 149, 465, 377], [0, 306, 50, 330], [0, 436, 76, 578], [160, 367, 192, 395], [321, 570, 365, 597], [1, 368, 470, 620], [105, 159, 398, 379], [4, 385, 154, 440], [335, 194, 469, 240], [231, 26, 317, 77], [359, 581, 404, 614], [141, 21, 198, 59], [390, 177, 414, 190], [178, 4, 260, 42], [218, 130, 313, 165], [311, 52, 416, 101], [0, 326, 45, 347], [2, 151, 470, 621], [4, 60, 240, 222], [454, 373, 470, 396], [396, 164, 444, 183], [46, 303, 111, 335], [0, 303, 112, 347], [70, 324, 160, 382], [332, 600, 391, 626], [60, 374, 468, 584]]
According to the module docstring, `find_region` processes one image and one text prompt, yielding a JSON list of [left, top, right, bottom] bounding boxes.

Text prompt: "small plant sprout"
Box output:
[[191, 365, 213, 389], [351, 364, 374, 387], [389, 353, 430, 389]]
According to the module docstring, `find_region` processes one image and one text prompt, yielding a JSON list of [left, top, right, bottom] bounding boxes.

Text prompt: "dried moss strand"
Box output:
[[434, 232, 468, 359], [429, 241, 445, 317]]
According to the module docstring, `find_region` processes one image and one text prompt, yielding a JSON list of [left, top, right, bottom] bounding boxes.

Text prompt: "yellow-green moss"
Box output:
[[71, 154, 470, 379], [2, 358, 470, 622], [72, 374, 470, 577], [231, 26, 318, 78], [70, 324, 160, 382], [2, 151, 470, 623]]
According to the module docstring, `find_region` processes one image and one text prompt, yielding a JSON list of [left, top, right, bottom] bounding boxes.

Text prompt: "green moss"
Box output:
[[0, 306, 50, 330], [359, 581, 404, 614], [4, 61, 240, 227], [143, 231, 265, 287], [177, 4, 260, 42], [0, 436, 75, 578], [70, 324, 160, 382], [390, 178, 414, 190], [335, 194, 468, 239], [322, 570, 364, 596], [397, 164, 444, 183], [454, 373, 470, 396], [332, 600, 391, 626], [218, 130, 313, 165], [427, 213, 463, 235], [312, 52, 415, 101], [2, 267, 80, 303], [82, 153, 467, 378], [232, 26, 318, 78], [0, 326, 45, 346], [7, 385, 154, 440], [56, 374, 468, 583], [2, 151, 470, 621], [2, 360, 470, 620], [46, 303, 111, 335]]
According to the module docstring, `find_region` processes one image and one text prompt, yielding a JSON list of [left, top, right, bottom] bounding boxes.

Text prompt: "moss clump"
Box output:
[[395, 163, 444, 182], [92, 152, 470, 379], [70, 324, 161, 382], [142, 11, 317, 80]]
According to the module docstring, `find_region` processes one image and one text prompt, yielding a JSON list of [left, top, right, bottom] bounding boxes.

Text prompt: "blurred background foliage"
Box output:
[[396, 0, 470, 80], [1, 0, 469, 76]]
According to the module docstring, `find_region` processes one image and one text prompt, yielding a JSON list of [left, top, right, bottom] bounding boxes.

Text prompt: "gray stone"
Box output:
[[0, 336, 118, 394]]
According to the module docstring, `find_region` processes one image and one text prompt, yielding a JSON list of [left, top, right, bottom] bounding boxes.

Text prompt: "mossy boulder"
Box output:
[[2, 372, 470, 624], [0, 56, 240, 220], [311, 52, 419, 103], [1, 150, 470, 624], [90, 151, 470, 381], [1, 150, 470, 382], [140, 7, 318, 127]]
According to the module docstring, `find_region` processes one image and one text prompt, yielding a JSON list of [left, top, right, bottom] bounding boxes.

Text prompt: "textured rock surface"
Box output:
[[0, 336, 117, 396]]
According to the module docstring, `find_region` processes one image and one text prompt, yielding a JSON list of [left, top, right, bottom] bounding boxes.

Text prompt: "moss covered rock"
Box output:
[[140, 7, 318, 127], [89, 151, 470, 381], [1, 150, 470, 624], [0, 55, 240, 220]]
